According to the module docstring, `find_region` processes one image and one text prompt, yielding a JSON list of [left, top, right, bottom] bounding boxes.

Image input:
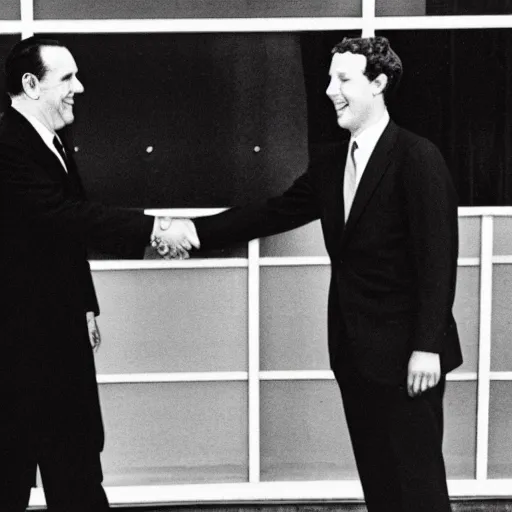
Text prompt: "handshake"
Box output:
[[150, 217, 200, 259]]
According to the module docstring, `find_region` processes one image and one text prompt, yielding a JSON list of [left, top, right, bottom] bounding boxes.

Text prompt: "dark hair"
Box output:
[[4, 36, 66, 97], [332, 36, 402, 98]]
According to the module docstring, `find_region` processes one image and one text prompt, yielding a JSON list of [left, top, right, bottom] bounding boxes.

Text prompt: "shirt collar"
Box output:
[[350, 110, 390, 154]]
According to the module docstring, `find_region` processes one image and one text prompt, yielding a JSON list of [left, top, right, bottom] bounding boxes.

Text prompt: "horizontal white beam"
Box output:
[[97, 372, 248, 383], [261, 371, 477, 381], [95, 371, 478, 384], [374, 15, 512, 30], [449, 479, 512, 498], [261, 370, 334, 380], [0, 21, 22, 34], [0, 15, 508, 38], [89, 256, 482, 271], [113, 480, 366, 504], [145, 208, 226, 217], [30, 17, 363, 34], [261, 257, 330, 267], [493, 256, 512, 265], [489, 372, 512, 381], [458, 258, 480, 266], [28, 479, 512, 508], [28, 482, 363, 508], [90, 258, 248, 270], [459, 207, 512, 217], [447, 372, 478, 381]]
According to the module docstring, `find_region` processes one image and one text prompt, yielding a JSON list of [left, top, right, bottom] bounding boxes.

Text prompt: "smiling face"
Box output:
[[326, 51, 386, 138], [36, 45, 84, 132]]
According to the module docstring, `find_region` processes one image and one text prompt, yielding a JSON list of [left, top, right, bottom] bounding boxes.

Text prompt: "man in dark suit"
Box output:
[[184, 37, 462, 511], [0, 37, 198, 511]]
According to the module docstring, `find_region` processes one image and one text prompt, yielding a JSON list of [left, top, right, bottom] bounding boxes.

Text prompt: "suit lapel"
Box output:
[[342, 121, 399, 244], [6, 107, 70, 182], [331, 140, 349, 239], [43, 142, 70, 181], [58, 132, 86, 197]]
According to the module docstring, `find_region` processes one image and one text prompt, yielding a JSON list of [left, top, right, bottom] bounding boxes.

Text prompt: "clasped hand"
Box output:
[[151, 217, 200, 259]]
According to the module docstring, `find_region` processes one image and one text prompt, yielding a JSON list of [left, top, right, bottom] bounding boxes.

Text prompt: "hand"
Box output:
[[86, 311, 101, 352], [151, 217, 200, 259], [407, 350, 440, 398]]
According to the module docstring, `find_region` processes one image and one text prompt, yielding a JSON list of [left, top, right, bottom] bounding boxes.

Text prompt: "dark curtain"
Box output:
[[301, 29, 512, 206], [427, 0, 512, 15], [4, 29, 512, 207]]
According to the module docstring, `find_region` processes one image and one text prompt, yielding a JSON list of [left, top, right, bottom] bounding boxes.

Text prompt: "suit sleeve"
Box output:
[[81, 257, 100, 315], [194, 165, 321, 250], [401, 139, 459, 354], [0, 143, 154, 257]]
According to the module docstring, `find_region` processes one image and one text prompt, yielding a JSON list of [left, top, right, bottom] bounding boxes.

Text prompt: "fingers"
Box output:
[[407, 371, 440, 398], [174, 245, 190, 260], [87, 318, 101, 352], [91, 328, 101, 352], [153, 218, 200, 258], [407, 372, 419, 398], [159, 242, 190, 260], [429, 371, 439, 389], [407, 351, 441, 398], [181, 239, 192, 251], [184, 221, 200, 249]]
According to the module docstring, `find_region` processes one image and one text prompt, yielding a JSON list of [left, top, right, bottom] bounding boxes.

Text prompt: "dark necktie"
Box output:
[[52, 135, 69, 173]]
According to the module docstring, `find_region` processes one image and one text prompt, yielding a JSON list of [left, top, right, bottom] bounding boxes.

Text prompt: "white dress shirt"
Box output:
[[349, 110, 390, 189], [11, 106, 68, 172]]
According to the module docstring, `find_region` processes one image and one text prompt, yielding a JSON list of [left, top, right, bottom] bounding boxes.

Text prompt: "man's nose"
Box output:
[[326, 79, 337, 98], [74, 77, 84, 94]]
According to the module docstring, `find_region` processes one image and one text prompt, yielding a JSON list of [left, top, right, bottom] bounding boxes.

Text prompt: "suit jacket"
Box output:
[[0, 107, 154, 449], [195, 120, 463, 385]]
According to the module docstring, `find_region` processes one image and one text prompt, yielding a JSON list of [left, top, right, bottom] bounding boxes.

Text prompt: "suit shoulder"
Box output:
[[396, 126, 437, 151], [394, 127, 456, 199], [0, 113, 26, 148], [395, 127, 446, 166]]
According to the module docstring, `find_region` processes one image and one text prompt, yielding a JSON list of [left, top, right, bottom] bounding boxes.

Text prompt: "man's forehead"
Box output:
[[329, 51, 367, 74], [40, 45, 77, 73]]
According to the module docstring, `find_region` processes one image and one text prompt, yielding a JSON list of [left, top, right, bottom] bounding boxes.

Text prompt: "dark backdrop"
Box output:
[[38, 33, 309, 210], [427, 0, 512, 15], [301, 29, 512, 206], [2, 29, 512, 207]]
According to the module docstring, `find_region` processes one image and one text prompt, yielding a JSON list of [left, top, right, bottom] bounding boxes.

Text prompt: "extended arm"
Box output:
[[193, 167, 321, 250], [0, 143, 153, 257]]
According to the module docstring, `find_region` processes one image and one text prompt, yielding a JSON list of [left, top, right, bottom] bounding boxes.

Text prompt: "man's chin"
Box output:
[[337, 117, 350, 130], [62, 114, 75, 127]]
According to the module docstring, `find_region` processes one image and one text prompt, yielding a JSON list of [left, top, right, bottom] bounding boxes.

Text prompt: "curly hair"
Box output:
[[332, 36, 402, 98]]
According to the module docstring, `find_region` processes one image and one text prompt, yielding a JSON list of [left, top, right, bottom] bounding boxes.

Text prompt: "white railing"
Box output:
[[25, 206, 512, 507]]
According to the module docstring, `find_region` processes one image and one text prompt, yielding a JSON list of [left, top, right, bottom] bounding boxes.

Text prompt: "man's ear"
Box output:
[[371, 73, 388, 96], [21, 73, 40, 100]]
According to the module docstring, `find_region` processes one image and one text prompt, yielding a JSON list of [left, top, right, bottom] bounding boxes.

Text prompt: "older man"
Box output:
[[0, 37, 197, 511]]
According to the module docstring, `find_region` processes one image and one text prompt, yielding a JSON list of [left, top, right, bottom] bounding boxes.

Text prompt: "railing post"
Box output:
[[475, 215, 493, 481], [248, 239, 261, 483]]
